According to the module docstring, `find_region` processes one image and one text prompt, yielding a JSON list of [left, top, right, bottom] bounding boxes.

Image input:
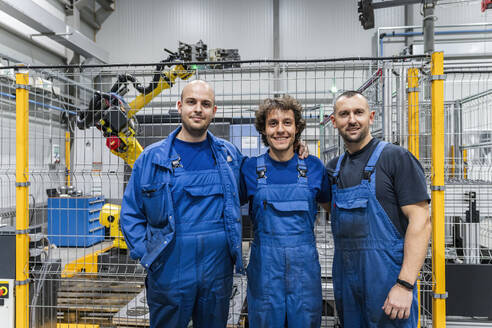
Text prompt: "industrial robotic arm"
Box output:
[[76, 40, 207, 167], [69, 42, 207, 254]]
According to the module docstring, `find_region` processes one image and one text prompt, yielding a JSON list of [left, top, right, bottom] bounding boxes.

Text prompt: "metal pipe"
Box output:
[[430, 51, 446, 328], [383, 64, 392, 142], [377, 23, 492, 57], [377, 22, 492, 55], [407, 68, 420, 158], [0, 91, 77, 115], [383, 29, 492, 38], [459, 88, 492, 104], [143, 97, 334, 108], [423, 0, 436, 54], [459, 141, 492, 150], [380, 29, 492, 56], [15, 66, 30, 328], [453, 101, 462, 178], [379, 22, 492, 31], [397, 67, 405, 146]]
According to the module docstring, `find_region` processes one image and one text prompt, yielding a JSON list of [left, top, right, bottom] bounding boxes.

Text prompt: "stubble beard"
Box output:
[[182, 118, 211, 139], [341, 125, 369, 144]]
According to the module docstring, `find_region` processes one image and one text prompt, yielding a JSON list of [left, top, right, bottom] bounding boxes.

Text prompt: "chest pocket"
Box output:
[[177, 184, 225, 221], [260, 200, 311, 235], [334, 198, 369, 238], [141, 183, 170, 227]]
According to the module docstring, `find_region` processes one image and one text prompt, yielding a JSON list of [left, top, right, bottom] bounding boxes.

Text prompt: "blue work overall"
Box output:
[[331, 141, 418, 327], [247, 154, 322, 328], [145, 161, 233, 328]]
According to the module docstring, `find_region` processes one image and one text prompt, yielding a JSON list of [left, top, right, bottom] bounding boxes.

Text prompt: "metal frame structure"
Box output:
[[8, 53, 492, 327]]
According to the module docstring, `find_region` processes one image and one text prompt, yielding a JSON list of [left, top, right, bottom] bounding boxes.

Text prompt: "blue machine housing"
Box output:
[[47, 196, 105, 247]]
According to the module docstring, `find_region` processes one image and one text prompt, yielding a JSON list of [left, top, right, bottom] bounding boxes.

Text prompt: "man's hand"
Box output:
[[296, 140, 309, 159], [382, 284, 413, 320]]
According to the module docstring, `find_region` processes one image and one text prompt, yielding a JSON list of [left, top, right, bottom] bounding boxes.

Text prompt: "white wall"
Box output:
[[96, 0, 274, 62], [96, 0, 404, 62], [279, 0, 404, 58]]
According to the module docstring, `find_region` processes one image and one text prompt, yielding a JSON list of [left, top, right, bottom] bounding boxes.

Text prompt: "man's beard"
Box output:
[[340, 125, 369, 144], [181, 118, 211, 138]]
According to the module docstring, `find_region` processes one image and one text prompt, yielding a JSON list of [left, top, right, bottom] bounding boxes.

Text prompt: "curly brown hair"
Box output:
[[255, 94, 306, 147]]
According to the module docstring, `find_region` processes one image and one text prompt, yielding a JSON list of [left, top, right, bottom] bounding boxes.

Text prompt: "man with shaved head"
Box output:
[[121, 80, 244, 327]]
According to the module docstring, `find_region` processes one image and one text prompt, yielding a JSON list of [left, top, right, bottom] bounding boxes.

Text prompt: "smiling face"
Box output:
[[265, 108, 297, 157], [177, 80, 217, 141], [331, 93, 375, 152]]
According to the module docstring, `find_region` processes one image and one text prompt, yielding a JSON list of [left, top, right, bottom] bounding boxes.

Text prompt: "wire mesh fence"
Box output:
[[2, 54, 491, 327]]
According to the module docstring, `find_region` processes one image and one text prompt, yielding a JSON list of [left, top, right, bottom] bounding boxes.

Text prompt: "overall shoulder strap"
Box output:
[[362, 141, 388, 180], [256, 154, 267, 185], [333, 152, 346, 178], [296, 156, 308, 185]]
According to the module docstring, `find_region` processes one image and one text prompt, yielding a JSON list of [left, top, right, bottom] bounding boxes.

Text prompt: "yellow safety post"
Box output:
[[65, 131, 71, 186], [15, 67, 30, 328], [463, 149, 468, 179], [407, 68, 420, 159], [430, 52, 446, 328], [407, 67, 422, 328]]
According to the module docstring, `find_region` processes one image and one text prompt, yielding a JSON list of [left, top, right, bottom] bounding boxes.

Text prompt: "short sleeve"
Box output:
[[317, 167, 331, 204], [392, 149, 430, 206], [239, 157, 257, 205]]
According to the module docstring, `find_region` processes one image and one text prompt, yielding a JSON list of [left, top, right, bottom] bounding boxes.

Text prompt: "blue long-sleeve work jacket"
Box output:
[[120, 127, 245, 273]]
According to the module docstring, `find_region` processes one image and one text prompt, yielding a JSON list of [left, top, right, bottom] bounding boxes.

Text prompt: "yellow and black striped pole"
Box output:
[[15, 66, 30, 328], [430, 51, 447, 328]]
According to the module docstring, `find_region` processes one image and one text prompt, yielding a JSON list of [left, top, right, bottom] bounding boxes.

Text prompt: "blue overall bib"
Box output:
[[146, 160, 233, 328], [331, 141, 418, 327], [247, 154, 322, 328]]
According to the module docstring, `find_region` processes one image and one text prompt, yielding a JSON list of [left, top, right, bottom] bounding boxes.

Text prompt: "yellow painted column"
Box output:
[[407, 68, 420, 159], [15, 67, 30, 328], [463, 149, 468, 179], [65, 131, 71, 186], [431, 52, 447, 328], [407, 67, 422, 327]]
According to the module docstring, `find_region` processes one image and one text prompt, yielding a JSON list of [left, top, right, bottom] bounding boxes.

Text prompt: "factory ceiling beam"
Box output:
[[73, 0, 114, 31], [94, 0, 114, 12], [0, 0, 109, 63], [79, 7, 101, 30]]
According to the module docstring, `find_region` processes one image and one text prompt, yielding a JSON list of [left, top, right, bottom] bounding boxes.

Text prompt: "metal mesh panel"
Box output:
[[2, 55, 471, 327]]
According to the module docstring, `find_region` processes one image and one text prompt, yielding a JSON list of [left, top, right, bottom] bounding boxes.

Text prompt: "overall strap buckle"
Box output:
[[362, 169, 373, 181], [256, 166, 266, 180], [297, 166, 307, 178], [172, 157, 183, 169]]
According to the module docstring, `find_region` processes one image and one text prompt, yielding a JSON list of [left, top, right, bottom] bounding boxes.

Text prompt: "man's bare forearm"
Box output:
[[398, 201, 431, 284]]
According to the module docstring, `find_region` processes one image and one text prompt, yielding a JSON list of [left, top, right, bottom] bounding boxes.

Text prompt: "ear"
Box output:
[[176, 100, 182, 114], [212, 105, 218, 115], [369, 110, 375, 125], [330, 114, 337, 128]]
